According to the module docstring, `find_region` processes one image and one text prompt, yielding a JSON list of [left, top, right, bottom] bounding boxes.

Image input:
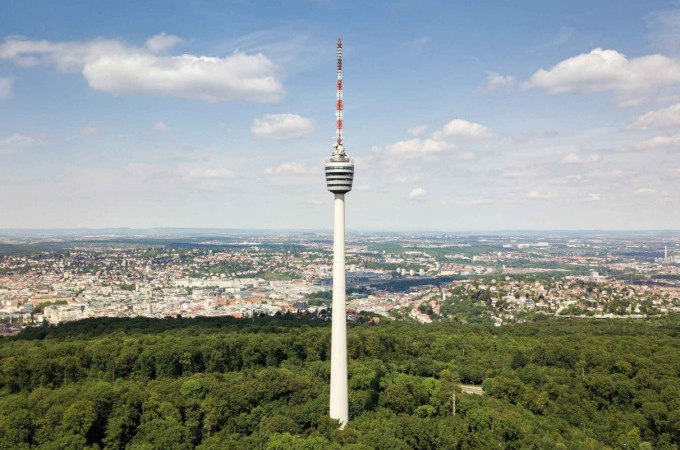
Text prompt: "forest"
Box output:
[[0, 315, 678, 449]]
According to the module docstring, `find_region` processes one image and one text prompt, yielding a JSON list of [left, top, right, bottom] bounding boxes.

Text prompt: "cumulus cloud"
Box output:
[[0, 77, 13, 99], [145, 33, 183, 52], [484, 72, 516, 92], [628, 103, 680, 129], [374, 119, 490, 160], [187, 168, 233, 179], [0, 36, 283, 102], [84, 53, 282, 102], [152, 121, 170, 132], [432, 119, 491, 140], [526, 48, 680, 102], [0, 133, 39, 155], [562, 152, 601, 164], [632, 134, 680, 150], [264, 162, 314, 175], [408, 187, 427, 201], [251, 113, 314, 139]]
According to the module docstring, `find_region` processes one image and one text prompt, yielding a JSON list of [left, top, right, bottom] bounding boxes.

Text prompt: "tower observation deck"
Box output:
[[325, 149, 354, 193]]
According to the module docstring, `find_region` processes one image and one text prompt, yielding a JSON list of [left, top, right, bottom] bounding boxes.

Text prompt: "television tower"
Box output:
[[325, 37, 353, 428]]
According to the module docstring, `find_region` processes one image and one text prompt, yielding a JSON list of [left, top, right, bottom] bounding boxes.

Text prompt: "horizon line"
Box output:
[[1, 227, 679, 234]]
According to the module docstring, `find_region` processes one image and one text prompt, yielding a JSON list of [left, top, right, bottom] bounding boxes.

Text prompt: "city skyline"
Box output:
[[1, 0, 679, 230]]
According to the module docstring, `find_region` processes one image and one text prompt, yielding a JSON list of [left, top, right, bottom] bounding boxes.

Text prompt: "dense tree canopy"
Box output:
[[0, 315, 678, 449]]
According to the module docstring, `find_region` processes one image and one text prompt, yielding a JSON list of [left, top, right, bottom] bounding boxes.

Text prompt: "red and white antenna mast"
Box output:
[[335, 37, 344, 152]]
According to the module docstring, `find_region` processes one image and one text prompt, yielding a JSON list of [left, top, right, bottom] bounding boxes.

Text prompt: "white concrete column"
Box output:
[[330, 192, 349, 427]]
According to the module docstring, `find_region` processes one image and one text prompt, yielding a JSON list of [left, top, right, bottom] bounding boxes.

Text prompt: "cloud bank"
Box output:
[[629, 103, 680, 129], [373, 118, 490, 160], [526, 48, 680, 104], [0, 34, 283, 102]]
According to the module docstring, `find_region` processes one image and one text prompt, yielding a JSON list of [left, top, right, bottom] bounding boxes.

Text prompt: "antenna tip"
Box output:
[[337, 38, 342, 46]]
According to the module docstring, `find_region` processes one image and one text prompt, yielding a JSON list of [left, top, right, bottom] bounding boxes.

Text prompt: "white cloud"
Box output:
[[628, 103, 680, 129], [264, 162, 314, 175], [251, 113, 314, 139], [562, 152, 601, 164], [407, 124, 428, 136], [0, 36, 283, 102], [633, 187, 658, 195], [82, 126, 97, 136], [432, 119, 491, 140], [374, 118, 490, 161], [408, 187, 427, 201], [0, 133, 38, 154], [0, 77, 13, 99], [84, 53, 282, 102], [484, 72, 516, 92], [526, 48, 680, 101], [145, 33, 183, 52], [373, 138, 446, 160], [152, 121, 170, 132], [667, 167, 680, 177], [632, 134, 680, 150], [527, 191, 557, 200], [187, 168, 233, 179], [586, 193, 602, 201]]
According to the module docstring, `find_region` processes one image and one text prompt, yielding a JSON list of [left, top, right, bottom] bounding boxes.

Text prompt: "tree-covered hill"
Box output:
[[0, 315, 678, 449]]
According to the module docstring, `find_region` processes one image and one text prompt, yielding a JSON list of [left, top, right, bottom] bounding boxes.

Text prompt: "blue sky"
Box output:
[[0, 0, 678, 230]]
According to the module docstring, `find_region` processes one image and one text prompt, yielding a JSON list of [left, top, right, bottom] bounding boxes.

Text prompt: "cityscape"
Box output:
[[1, 230, 678, 333]]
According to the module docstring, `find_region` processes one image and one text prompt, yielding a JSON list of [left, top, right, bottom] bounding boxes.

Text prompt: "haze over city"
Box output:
[[1, 0, 678, 230]]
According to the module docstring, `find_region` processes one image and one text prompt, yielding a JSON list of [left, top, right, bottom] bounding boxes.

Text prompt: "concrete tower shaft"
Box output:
[[329, 192, 349, 427]]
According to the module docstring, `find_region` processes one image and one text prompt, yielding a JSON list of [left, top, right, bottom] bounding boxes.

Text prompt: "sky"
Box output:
[[0, 0, 679, 231]]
